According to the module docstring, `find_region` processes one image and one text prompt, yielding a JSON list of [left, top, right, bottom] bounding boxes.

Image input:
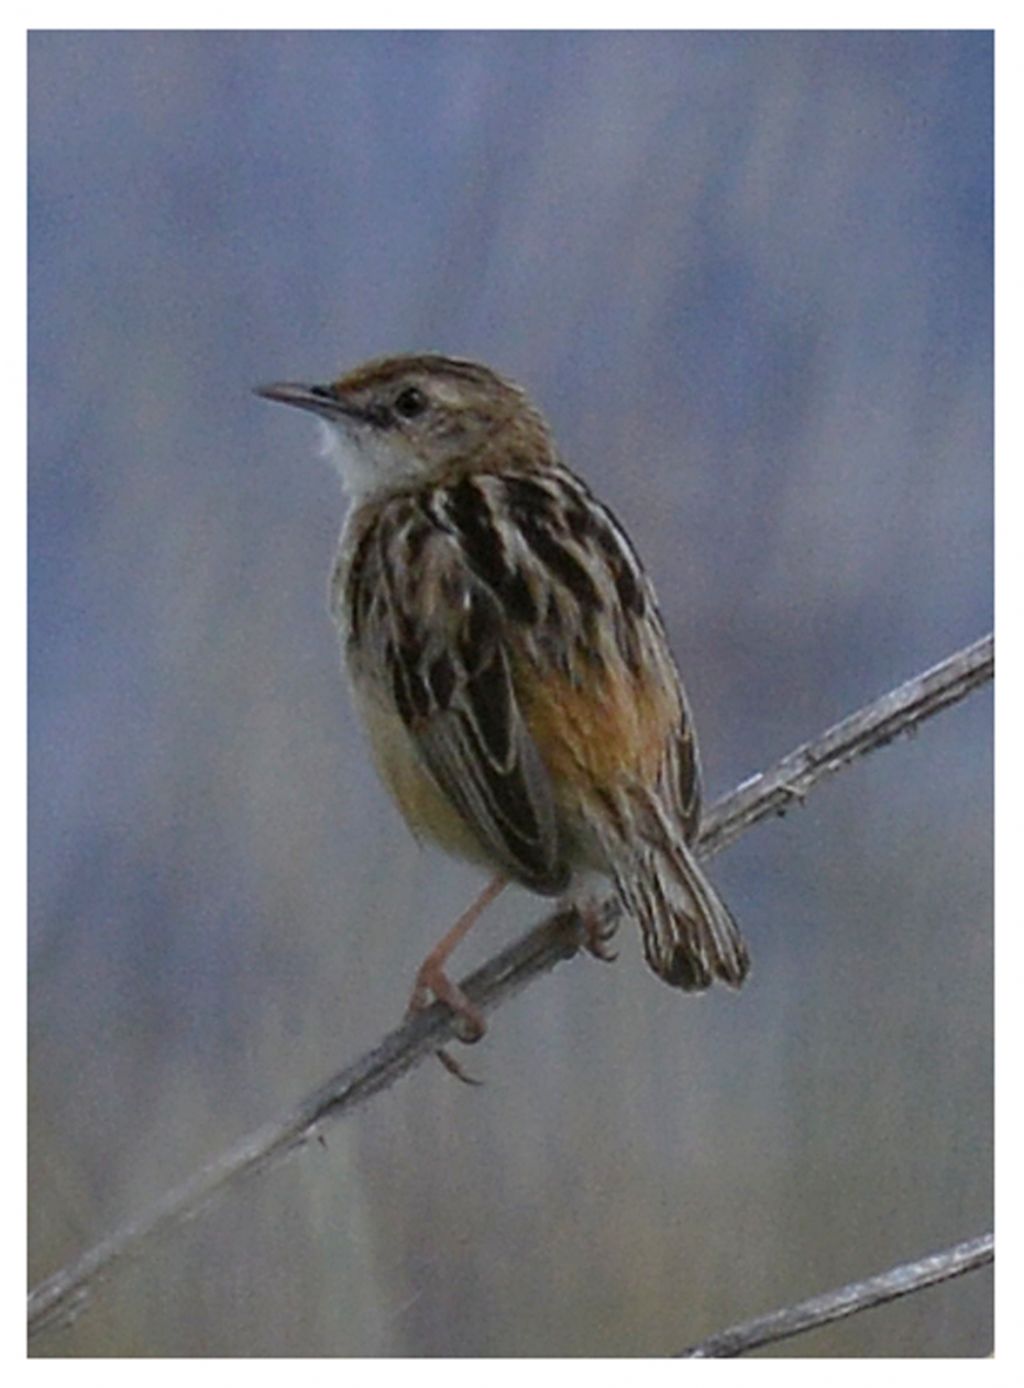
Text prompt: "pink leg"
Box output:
[[578, 897, 620, 962], [407, 874, 507, 1046]]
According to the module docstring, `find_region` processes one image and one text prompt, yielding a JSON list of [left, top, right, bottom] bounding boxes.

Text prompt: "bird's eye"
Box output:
[[394, 386, 428, 419]]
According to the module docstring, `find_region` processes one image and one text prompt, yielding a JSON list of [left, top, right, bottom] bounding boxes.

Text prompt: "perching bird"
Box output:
[[257, 354, 748, 1070]]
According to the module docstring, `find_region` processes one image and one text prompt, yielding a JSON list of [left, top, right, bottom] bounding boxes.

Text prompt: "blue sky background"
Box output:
[[29, 31, 991, 1356]]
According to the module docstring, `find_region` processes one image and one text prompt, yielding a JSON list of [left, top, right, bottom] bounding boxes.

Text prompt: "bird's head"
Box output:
[[256, 353, 555, 496]]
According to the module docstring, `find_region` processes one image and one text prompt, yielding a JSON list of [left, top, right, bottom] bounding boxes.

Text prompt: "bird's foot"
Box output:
[[407, 960, 487, 1085], [578, 899, 620, 963]]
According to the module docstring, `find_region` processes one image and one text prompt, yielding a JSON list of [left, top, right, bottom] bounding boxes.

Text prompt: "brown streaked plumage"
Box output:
[[256, 353, 748, 1070]]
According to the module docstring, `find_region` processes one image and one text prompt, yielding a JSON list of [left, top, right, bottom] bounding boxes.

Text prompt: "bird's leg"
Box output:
[[577, 895, 620, 962], [407, 874, 507, 1060]]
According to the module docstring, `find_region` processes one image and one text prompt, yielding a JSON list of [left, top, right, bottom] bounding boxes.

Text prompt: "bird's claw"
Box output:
[[579, 902, 620, 963], [407, 963, 487, 1083]]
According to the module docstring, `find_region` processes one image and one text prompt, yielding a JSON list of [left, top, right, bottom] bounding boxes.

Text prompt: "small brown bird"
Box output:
[[257, 354, 748, 1066]]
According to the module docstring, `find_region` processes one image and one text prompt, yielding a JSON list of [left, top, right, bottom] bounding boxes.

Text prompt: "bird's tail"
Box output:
[[608, 791, 749, 991]]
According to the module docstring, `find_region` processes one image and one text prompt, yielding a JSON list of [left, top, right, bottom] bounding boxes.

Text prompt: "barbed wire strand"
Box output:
[[28, 633, 994, 1341]]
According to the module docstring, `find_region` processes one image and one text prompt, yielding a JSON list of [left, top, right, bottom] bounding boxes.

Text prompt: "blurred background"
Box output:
[[28, 31, 992, 1357]]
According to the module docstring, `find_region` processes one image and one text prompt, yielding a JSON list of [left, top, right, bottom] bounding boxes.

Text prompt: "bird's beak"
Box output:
[[254, 381, 357, 420]]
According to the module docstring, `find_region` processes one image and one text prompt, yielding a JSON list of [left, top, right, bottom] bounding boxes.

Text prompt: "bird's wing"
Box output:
[[345, 496, 570, 896]]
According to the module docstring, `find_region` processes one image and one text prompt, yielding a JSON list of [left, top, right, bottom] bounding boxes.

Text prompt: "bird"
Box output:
[[256, 353, 748, 1071]]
